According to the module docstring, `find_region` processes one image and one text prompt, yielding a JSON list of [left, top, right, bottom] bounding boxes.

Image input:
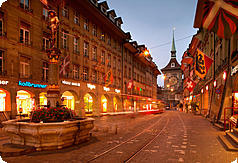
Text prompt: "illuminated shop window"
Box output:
[[17, 90, 34, 115], [84, 93, 93, 114], [0, 90, 6, 111], [101, 95, 107, 113], [113, 97, 118, 112], [39, 92, 47, 106], [62, 91, 75, 110]]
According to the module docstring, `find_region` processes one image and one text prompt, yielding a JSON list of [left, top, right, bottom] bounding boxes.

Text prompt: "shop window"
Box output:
[[92, 24, 97, 36], [62, 91, 75, 110], [42, 62, 48, 82], [62, 6, 69, 18], [16, 90, 34, 115], [74, 11, 80, 25], [20, 56, 30, 78], [0, 50, 4, 75], [39, 92, 47, 106], [0, 90, 6, 111], [101, 95, 108, 113], [92, 46, 97, 61], [73, 37, 79, 54], [83, 67, 89, 81], [83, 41, 89, 57], [73, 64, 80, 80], [84, 93, 93, 114], [20, 27, 30, 45], [20, 0, 29, 10], [42, 37, 50, 50]]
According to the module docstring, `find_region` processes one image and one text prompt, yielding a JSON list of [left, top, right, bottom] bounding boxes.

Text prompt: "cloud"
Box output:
[[0, 0, 6, 7]]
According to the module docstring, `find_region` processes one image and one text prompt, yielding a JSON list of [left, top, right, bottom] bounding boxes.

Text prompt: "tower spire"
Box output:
[[171, 28, 176, 58]]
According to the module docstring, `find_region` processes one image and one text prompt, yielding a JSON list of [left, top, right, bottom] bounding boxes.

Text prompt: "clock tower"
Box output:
[[161, 30, 183, 108]]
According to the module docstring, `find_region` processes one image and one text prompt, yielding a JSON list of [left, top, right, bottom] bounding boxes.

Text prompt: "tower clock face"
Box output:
[[169, 76, 178, 86]]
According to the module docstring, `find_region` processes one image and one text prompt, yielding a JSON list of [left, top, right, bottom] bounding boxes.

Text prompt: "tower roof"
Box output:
[[171, 30, 176, 52]]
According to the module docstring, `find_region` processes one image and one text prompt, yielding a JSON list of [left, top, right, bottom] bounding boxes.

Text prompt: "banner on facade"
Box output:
[[59, 54, 70, 77], [105, 69, 113, 87], [185, 78, 196, 92], [195, 49, 213, 79]]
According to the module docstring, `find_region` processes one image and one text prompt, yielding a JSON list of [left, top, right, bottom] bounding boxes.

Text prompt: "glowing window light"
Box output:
[[103, 87, 110, 92], [87, 83, 96, 90], [115, 89, 120, 93], [213, 80, 217, 88], [223, 71, 227, 81]]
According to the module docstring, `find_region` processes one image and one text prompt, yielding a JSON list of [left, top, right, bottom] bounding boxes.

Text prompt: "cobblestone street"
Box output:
[[2, 111, 237, 163]]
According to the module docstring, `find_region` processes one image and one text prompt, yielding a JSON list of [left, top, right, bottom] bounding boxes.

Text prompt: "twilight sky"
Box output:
[[107, 0, 198, 86]]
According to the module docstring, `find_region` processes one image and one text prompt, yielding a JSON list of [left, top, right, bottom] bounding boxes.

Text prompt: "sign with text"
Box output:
[[18, 81, 47, 88], [61, 80, 80, 87]]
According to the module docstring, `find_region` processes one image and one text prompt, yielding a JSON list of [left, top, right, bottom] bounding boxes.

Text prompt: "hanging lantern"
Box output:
[[201, 89, 204, 94], [213, 80, 217, 88], [206, 85, 209, 91], [223, 71, 227, 81]]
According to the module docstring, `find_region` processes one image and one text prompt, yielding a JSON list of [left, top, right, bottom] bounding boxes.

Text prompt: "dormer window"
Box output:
[[109, 14, 115, 22], [101, 6, 107, 15], [171, 62, 175, 67], [116, 21, 121, 27], [91, 0, 98, 6]]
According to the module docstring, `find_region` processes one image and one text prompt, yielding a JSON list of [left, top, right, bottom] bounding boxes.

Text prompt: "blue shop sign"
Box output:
[[18, 81, 47, 89]]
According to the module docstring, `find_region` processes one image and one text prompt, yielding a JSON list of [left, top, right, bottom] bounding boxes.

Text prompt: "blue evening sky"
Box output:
[[107, 0, 198, 86]]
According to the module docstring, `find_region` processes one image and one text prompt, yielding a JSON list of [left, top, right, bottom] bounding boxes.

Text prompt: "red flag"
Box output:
[[186, 78, 196, 92], [195, 49, 213, 79], [60, 54, 70, 76], [40, 0, 48, 6], [105, 70, 113, 86], [195, 0, 238, 38]]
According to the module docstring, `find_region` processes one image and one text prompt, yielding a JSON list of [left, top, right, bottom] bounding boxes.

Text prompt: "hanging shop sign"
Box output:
[[18, 81, 47, 88], [231, 64, 238, 76], [0, 80, 9, 85], [62, 80, 80, 87]]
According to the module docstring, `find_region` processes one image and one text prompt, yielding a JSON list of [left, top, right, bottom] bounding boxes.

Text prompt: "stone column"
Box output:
[[10, 88, 17, 119]]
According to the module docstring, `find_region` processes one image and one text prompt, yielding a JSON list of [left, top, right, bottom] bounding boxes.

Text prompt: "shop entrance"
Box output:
[[16, 90, 34, 115], [39, 92, 47, 107], [62, 91, 75, 110], [101, 95, 108, 113], [84, 93, 93, 115], [0, 89, 10, 111]]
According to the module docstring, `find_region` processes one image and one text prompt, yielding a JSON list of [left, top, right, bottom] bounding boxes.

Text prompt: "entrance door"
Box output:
[[0, 90, 6, 111], [62, 91, 75, 110], [17, 90, 34, 115], [84, 93, 93, 115]]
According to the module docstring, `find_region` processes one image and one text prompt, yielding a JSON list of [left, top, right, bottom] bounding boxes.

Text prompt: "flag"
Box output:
[[195, 49, 213, 79], [60, 54, 70, 76], [105, 69, 113, 87], [40, 0, 48, 6], [127, 80, 133, 89], [186, 78, 197, 92], [195, 0, 238, 38]]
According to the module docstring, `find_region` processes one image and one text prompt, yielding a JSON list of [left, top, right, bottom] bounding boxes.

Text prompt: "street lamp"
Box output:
[[143, 49, 149, 56]]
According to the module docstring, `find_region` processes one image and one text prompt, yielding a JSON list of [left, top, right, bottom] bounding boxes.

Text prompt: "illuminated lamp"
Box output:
[[213, 80, 217, 88], [201, 89, 204, 94], [206, 85, 209, 91], [223, 71, 227, 81], [190, 96, 192, 100]]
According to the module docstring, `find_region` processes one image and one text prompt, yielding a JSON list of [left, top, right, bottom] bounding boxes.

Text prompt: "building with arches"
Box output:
[[0, 0, 160, 118]]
